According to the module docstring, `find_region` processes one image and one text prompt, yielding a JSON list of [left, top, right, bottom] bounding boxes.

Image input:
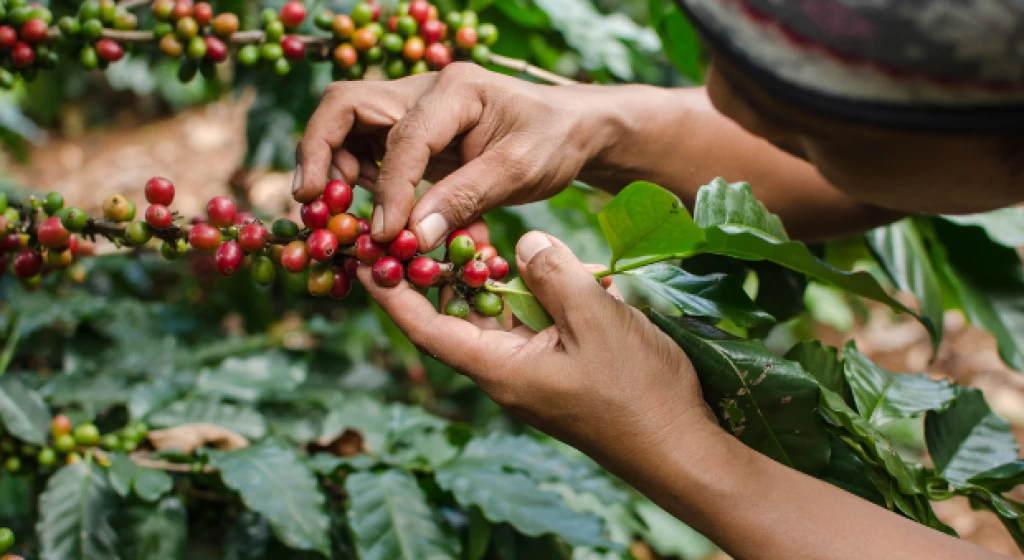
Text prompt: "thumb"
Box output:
[[516, 232, 609, 339]]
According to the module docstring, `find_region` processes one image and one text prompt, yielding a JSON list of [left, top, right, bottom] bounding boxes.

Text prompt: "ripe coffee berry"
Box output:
[[0, 234, 23, 253], [0, 26, 16, 49], [474, 291, 504, 318], [212, 13, 238, 38], [403, 36, 425, 62], [280, 36, 305, 60], [424, 42, 451, 69], [188, 223, 222, 251], [215, 241, 243, 276], [355, 234, 386, 263], [206, 196, 236, 227], [12, 249, 41, 278], [145, 204, 173, 230], [462, 260, 490, 288], [444, 297, 470, 319], [281, 240, 309, 273], [448, 235, 476, 266], [406, 256, 440, 288], [455, 26, 477, 49], [20, 19, 48, 43], [251, 255, 276, 285], [238, 222, 267, 253], [301, 200, 331, 230], [144, 177, 175, 205], [420, 19, 443, 44], [37, 217, 70, 248], [192, 1, 212, 26], [234, 212, 256, 226], [11, 42, 34, 68], [96, 39, 125, 62], [475, 243, 497, 261], [205, 36, 228, 62], [408, 0, 429, 24], [343, 256, 359, 278], [372, 256, 403, 288], [356, 218, 371, 236], [333, 43, 358, 67], [279, 0, 306, 28], [51, 415, 72, 438], [388, 229, 418, 261], [307, 229, 338, 261], [332, 14, 354, 38], [352, 27, 377, 51], [323, 180, 353, 214], [328, 213, 359, 244], [485, 256, 509, 281], [329, 268, 352, 299]]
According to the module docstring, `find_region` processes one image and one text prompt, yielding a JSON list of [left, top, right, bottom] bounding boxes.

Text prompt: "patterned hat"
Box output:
[[675, 0, 1024, 131]]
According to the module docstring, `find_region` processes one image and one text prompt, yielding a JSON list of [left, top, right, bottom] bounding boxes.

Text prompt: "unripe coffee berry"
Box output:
[[96, 39, 125, 62], [352, 27, 377, 51], [332, 14, 354, 38], [54, 434, 76, 453], [188, 222, 222, 251], [238, 222, 267, 253], [47, 249, 73, 269], [152, 0, 174, 20], [206, 196, 236, 227], [485, 256, 509, 281], [478, 23, 498, 46], [144, 177, 175, 205], [161, 239, 187, 260], [447, 229, 472, 247], [462, 259, 489, 288], [350, 2, 374, 26], [280, 35, 305, 60], [187, 36, 207, 59], [403, 36, 425, 62], [448, 235, 475, 266], [102, 194, 135, 222], [455, 26, 477, 49], [474, 291, 504, 318], [99, 434, 120, 451], [323, 180, 353, 214], [396, 14, 417, 37], [314, 9, 334, 30], [145, 204, 173, 230], [280, 240, 309, 273], [251, 255, 276, 285], [279, 0, 306, 29], [406, 256, 440, 287], [215, 241, 243, 276], [159, 34, 183, 56], [333, 43, 358, 67], [12, 249, 41, 278], [355, 234, 386, 263], [37, 217, 70, 248], [444, 296, 470, 319], [371, 256, 403, 287], [307, 229, 338, 261], [37, 447, 57, 467], [329, 268, 352, 299], [307, 263, 335, 296], [388, 229, 418, 261], [271, 218, 300, 238], [0, 527, 12, 553], [205, 36, 228, 62], [301, 200, 331, 230], [125, 221, 153, 246], [73, 423, 100, 447], [212, 13, 238, 38]]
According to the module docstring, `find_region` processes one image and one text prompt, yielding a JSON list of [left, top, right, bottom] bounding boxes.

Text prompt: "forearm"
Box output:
[[598, 422, 1000, 560], [576, 86, 901, 241]]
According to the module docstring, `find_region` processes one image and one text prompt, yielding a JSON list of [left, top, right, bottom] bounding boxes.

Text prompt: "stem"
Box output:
[[593, 254, 691, 279], [486, 52, 578, 86]]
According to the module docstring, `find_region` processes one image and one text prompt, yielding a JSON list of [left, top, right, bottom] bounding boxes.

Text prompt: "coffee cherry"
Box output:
[[474, 291, 504, 317], [408, 0, 429, 24], [368, 2, 382, 21], [125, 221, 153, 246], [307, 229, 338, 261], [37, 217, 70, 248], [332, 14, 354, 38], [388, 229, 418, 261], [328, 268, 352, 299], [385, 58, 407, 79], [406, 256, 440, 287], [186, 36, 206, 59], [12, 249, 41, 278], [313, 9, 333, 30], [205, 36, 228, 62], [102, 194, 135, 222], [478, 23, 498, 46], [307, 263, 334, 296], [96, 39, 125, 62], [322, 180, 353, 214], [206, 196, 236, 227], [238, 44, 260, 66], [251, 255, 276, 285], [0, 527, 12, 554], [11, 42, 34, 68], [235, 211, 257, 224], [271, 218, 299, 239], [279, 35, 304, 60], [20, 18, 48, 43], [386, 15, 398, 34], [381, 32, 403, 53], [54, 433, 76, 453], [52, 415, 73, 438], [215, 240, 243, 276], [0, 26, 16, 49], [81, 19, 104, 41], [176, 16, 198, 39], [403, 36, 425, 62], [371, 256, 403, 287], [280, 240, 309, 273], [410, 60, 429, 75], [161, 238, 188, 259], [462, 259, 489, 288], [333, 43, 357, 67], [355, 233, 386, 263], [352, 27, 376, 51], [300, 199, 330, 229], [475, 243, 497, 261], [448, 234, 476, 266], [279, 0, 306, 29], [484, 256, 509, 281], [152, 0, 174, 20], [343, 256, 359, 278], [114, 11, 138, 30], [238, 222, 267, 253], [144, 177, 175, 205], [37, 447, 57, 467], [172, 0, 193, 20], [73, 423, 100, 447], [58, 16, 81, 36], [350, 2, 374, 27], [455, 26, 477, 49], [99, 434, 120, 451], [0, 234, 23, 253], [145, 204, 173, 230], [188, 222, 222, 251], [444, 296, 470, 319], [424, 42, 451, 69], [421, 19, 443, 44], [192, 1, 212, 26], [208, 12, 237, 38], [459, 10, 479, 29], [396, 14, 417, 37], [46, 248, 72, 269], [273, 57, 292, 76], [66, 452, 83, 465], [4, 457, 20, 473]]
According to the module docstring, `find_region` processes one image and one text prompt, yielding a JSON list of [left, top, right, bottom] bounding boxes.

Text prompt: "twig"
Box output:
[[487, 52, 578, 85], [92, 448, 218, 473], [118, 0, 150, 10]]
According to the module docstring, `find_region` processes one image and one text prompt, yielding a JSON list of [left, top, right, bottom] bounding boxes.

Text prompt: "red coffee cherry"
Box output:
[[485, 256, 509, 281], [372, 256, 403, 287], [192, 1, 213, 26], [327, 213, 359, 245], [0, 234, 21, 253], [188, 223, 222, 251], [455, 27, 478, 49], [406, 256, 440, 288], [462, 260, 489, 288], [329, 268, 352, 299], [234, 212, 257, 226], [388, 229, 418, 261], [96, 39, 125, 62], [205, 36, 228, 62], [368, 2, 381, 21], [323, 180, 353, 214], [215, 241, 243, 276], [12, 249, 42, 278], [420, 19, 443, 44], [0, 26, 17, 49], [386, 15, 398, 33], [407, 0, 429, 24], [145, 204, 174, 230], [333, 43, 358, 68], [238, 222, 268, 253], [475, 243, 497, 261], [37, 217, 70, 248], [307, 229, 338, 261], [280, 240, 309, 273], [20, 19, 49, 43], [301, 200, 331, 230], [172, 0, 193, 20], [342, 256, 359, 278], [11, 42, 34, 68], [144, 177, 175, 205], [280, 36, 305, 60], [206, 196, 237, 227], [279, 0, 307, 28], [424, 42, 451, 69], [355, 233, 386, 263], [356, 218, 370, 236]]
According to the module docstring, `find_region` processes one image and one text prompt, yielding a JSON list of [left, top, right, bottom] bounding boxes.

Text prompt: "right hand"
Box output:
[[294, 63, 617, 251]]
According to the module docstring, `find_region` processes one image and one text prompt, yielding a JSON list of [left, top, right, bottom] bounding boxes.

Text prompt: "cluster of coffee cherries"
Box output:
[[0, 0, 59, 87], [438, 229, 508, 318], [0, 525, 17, 560], [0, 191, 96, 288], [149, 0, 237, 80], [0, 415, 146, 474]]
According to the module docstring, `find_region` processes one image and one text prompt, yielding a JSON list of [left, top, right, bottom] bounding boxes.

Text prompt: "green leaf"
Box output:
[[693, 178, 787, 240], [134, 468, 174, 503], [116, 497, 188, 560], [0, 313, 19, 375], [208, 442, 331, 556], [843, 343, 959, 425], [345, 469, 461, 560], [647, 0, 704, 82], [865, 219, 944, 349], [968, 461, 1024, 493], [967, 490, 1024, 551], [942, 207, 1024, 248], [0, 474, 32, 522], [436, 445, 611, 548], [0, 375, 50, 446], [626, 264, 773, 327], [925, 388, 1018, 486], [634, 498, 716, 559], [109, 453, 137, 498], [819, 435, 888, 506], [783, 341, 845, 396], [493, 277, 554, 332], [222, 511, 271, 560], [650, 311, 830, 474], [597, 181, 704, 270], [196, 351, 306, 403], [147, 397, 266, 440], [37, 461, 120, 560], [466, 508, 492, 560]]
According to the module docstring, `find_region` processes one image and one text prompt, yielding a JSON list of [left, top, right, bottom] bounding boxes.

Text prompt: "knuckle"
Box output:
[[528, 247, 572, 285], [444, 185, 483, 223]]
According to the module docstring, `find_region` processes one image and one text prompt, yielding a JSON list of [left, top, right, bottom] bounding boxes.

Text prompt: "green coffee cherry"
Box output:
[[4, 457, 20, 473], [364, 45, 383, 64], [60, 207, 89, 232], [0, 70, 14, 90], [125, 221, 153, 246], [474, 291, 504, 317], [260, 7, 278, 25], [73, 423, 101, 447], [178, 59, 198, 82], [382, 33, 404, 53], [186, 35, 207, 59], [346, 62, 365, 79], [444, 297, 470, 319], [265, 19, 285, 42], [471, 44, 490, 65], [100, 433, 121, 451], [271, 218, 299, 238], [42, 192, 64, 215], [161, 238, 188, 260], [410, 60, 429, 75], [238, 44, 260, 66], [460, 10, 479, 29], [478, 23, 499, 46], [54, 434, 76, 453], [37, 447, 57, 467], [79, 45, 99, 69], [261, 42, 283, 61], [59, 16, 81, 35], [153, 21, 173, 37], [350, 2, 374, 27], [0, 192, 7, 214], [122, 439, 138, 453], [81, 18, 104, 40], [445, 11, 462, 30], [396, 14, 417, 38], [448, 235, 476, 266], [385, 58, 407, 79], [79, 0, 101, 19], [273, 57, 291, 76], [0, 527, 12, 555], [314, 10, 334, 30], [252, 255, 276, 286]]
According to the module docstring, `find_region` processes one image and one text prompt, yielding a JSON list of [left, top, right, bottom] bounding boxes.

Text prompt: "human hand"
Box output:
[[294, 63, 618, 252], [357, 229, 717, 467]]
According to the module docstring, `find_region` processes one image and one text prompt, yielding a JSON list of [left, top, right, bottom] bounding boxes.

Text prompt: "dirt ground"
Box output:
[[8, 98, 1024, 559]]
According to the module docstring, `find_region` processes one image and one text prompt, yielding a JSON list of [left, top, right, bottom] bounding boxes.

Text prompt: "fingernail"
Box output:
[[329, 164, 344, 181], [372, 205, 385, 236], [291, 164, 303, 194], [416, 213, 447, 248], [517, 232, 551, 264]]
